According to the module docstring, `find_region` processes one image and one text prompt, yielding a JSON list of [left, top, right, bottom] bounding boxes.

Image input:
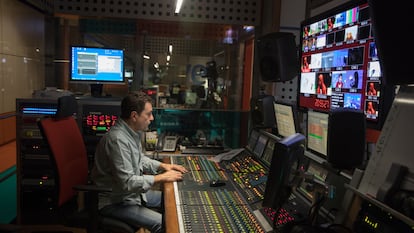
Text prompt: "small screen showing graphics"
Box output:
[[307, 111, 329, 157], [79, 101, 121, 137], [83, 113, 118, 136], [273, 102, 297, 138]]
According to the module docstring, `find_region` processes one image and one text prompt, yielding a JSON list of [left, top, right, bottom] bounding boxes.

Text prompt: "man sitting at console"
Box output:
[[91, 91, 188, 233]]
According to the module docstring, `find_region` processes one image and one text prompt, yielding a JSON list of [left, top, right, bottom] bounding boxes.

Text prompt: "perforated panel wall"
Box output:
[[21, 0, 54, 13], [145, 36, 222, 56], [54, 0, 261, 26], [273, 78, 298, 103]]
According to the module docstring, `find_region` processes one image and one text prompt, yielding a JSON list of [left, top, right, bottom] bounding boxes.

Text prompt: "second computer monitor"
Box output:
[[306, 110, 329, 158], [273, 101, 297, 138]]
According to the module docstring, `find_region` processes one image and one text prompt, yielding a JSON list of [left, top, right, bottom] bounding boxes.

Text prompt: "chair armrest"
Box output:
[[73, 184, 112, 193]]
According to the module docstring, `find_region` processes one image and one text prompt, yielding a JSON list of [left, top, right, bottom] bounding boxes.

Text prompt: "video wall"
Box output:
[[298, 0, 394, 128]]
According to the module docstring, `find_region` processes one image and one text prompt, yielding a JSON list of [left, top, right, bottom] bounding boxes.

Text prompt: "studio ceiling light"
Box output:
[[175, 0, 183, 13], [143, 53, 150, 60]]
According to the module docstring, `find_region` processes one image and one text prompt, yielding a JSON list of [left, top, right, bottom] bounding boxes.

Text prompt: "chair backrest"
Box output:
[[38, 96, 137, 233], [39, 95, 89, 207]]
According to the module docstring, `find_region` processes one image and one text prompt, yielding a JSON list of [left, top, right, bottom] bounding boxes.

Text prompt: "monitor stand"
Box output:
[[90, 84, 103, 97]]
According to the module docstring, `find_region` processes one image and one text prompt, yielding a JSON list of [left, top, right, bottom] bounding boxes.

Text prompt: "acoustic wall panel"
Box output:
[[54, 0, 262, 26]]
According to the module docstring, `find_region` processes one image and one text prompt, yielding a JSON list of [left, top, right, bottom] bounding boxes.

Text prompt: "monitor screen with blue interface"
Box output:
[[70, 46, 125, 84]]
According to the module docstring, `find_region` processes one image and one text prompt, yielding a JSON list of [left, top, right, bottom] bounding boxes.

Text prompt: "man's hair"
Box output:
[[120, 91, 153, 119]]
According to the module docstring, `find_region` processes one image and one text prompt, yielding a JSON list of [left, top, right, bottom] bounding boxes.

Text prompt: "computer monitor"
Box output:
[[307, 110, 329, 158], [70, 46, 126, 97], [273, 101, 297, 138], [262, 133, 306, 211]]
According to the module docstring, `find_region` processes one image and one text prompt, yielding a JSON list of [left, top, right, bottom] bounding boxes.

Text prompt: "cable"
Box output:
[[308, 194, 327, 226]]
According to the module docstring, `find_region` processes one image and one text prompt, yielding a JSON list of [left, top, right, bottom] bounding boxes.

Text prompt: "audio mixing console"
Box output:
[[170, 150, 313, 233]]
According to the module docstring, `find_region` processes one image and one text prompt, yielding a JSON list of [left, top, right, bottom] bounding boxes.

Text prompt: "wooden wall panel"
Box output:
[[0, 0, 45, 113]]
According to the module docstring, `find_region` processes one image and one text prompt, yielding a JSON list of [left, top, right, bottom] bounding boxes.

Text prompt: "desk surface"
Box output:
[[163, 157, 180, 233]]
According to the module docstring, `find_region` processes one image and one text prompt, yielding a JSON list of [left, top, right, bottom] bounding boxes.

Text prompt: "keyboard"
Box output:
[[181, 146, 227, 155]]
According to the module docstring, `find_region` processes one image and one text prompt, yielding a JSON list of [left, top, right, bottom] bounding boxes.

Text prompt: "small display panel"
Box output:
[[253, 134, 268, 158], [273, 102, 297, 138], [21, 106, 57, 115], [247, 129, 260, 152], [307, 111, 329, 157], [79, 101, 121, 137], [84, 113, 118, 136], [261, 139, 275, 167]]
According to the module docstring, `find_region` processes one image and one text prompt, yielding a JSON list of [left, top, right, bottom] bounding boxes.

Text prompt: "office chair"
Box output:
[[36, 95, 140, 233]]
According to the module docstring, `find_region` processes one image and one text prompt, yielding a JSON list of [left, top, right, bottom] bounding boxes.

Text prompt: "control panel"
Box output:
[[169, 128, 355, 232]]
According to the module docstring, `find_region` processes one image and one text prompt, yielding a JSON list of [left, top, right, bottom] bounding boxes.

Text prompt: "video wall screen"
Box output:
[[298, 0, 394, 129]]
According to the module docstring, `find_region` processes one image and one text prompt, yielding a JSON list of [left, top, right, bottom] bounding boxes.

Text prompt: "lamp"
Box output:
[[143, 53, 150, 60]]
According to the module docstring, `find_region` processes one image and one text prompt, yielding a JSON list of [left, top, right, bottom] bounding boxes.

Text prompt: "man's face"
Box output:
[[132, 102, 154, 131]]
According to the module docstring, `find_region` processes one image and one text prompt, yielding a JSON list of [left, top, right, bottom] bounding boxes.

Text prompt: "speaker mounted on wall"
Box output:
[[250, 95, 275, 128], [327, 108, 366, 169], [256, 32, 299, 82]]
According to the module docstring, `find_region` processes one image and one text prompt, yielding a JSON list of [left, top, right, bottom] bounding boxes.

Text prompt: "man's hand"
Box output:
[[160, 163, 188, 174], [155, 170, 184, 183]]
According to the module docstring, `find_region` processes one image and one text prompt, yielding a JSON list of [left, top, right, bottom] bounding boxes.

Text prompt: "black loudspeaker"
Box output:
[[256, 32, 299, 82], [327, 108, 366, 169], [250, 95, 275, 128]]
